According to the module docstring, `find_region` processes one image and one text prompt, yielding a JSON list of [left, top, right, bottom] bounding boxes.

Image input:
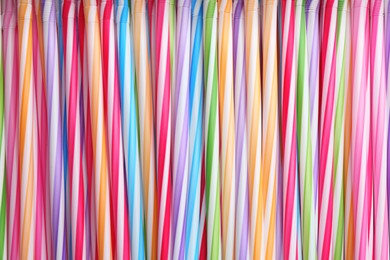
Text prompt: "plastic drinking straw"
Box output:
[[186, 0, 203, 258], [281, 0, 300, 259], [83, 0, 113, 258], [17, 0, 36, 259], [155, 0, 172, 258], [318, 0, 336, 259], [170, 0, 175, 109], [371, 0, 389, 259], [275, 5, 283, 260], [99, 0, 130, 258], [296, 0, 315, 259], [244, 0, 262, 259], [32, 2, 49, 258], [217, 0, 235, 259], [77, 2, 95, 259], [172, 0, 190, 259], [116, 0, 145, 259], [3, 0, 20, 258], [261, 0, 279, 258], [387, 0, 390, 237], [351, 0, 371, 258], [387, 0, 390, 230], [343, 3, 354, 258], [132, 0, 158, 259], [41, 0, 66, 258], [204, 0, 221, 259], [63, 0, 87, 259], [334, 0, 347, 258], [233, 0, 249, 259], [0, 2, 5, 257], [305, 0, 319, 248]]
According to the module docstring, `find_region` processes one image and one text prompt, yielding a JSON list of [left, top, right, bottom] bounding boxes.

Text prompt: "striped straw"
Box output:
[[387, 0, 390, 234], [334, 0, 347, 258], [155, 0, 172, 258], [83, 1, 113, 258], [186, 0, 203, 258], [296, 0, 316, 259], [305, 1, 319, 249], [217, 0, 235, 259], [0, 2, 6, 257], [41, 0, 65, 258], [281, 0, 299, 259], [318, 0, 336, 259], [233, 0, 249, 259], [173, 0, 190, 259], [371, 0, 389, 259], [3, 0, 20, 258], [343, 2, 354, 257], [204, 0, 221, 259], [17, 0, 36, 259], [170, 0, 175, 110], [261, 0, 278, 258], [132, 0, 158, 259], [63, 1, 87, 259], [78, 2, 94, 258], [351, 0, 371, 258], [275, 5, 283, 260], [116, 0, 145, 259], [99, 1, 130, 258], [32, 2, 49, 258], [77, 2, 96, 258], [245, 0, 262, 259]]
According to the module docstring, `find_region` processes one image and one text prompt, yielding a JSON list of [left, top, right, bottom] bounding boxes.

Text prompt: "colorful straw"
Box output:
[[170, 0, 175, 108], [99, 1, 130, 258], [18, 0, 36, 259], [155, 0, 172, 258], [117, 0, 145, 259], [245, 0, 262, 259], [173, 0, 190, 259], [63, 0, 87, 259], [261, 0, 279, 258], [132, 0, 158, 259], [296, 0, 316, 259], [3, 0, 20, 258], [371, 0, 389, 259], [275, 5, 283, 260], [186, 0, 203, 258], [305, 2, 319, 252], [41, 0, 65, 258], [351, 0, 372, 258], [387, 0, 390, 234], [32, 2, 49, 258], [333, 0, 348, 258], [83, 0, 113, 258], [233, 0, 249, 259], [318, 0, 336, 259], [0, 3, 6, 257], [281, 0, 299, 259], [204, 0, 221, 259], [217, 0, 236, 259], [343, 1, 354, 259]]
